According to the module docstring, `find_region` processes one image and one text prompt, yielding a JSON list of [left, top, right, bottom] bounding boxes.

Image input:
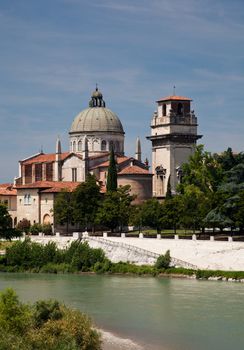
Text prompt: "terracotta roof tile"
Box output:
[[15, 181, 80, 190], [88, 152, 110, 160], [0, 184, 17, 196], [41, 182, 80, 193], [0, 183, 12, 188], [91, 156, 130, 169], [22, 152, 70, 165], [118, 165, 151, 175], [157, 95, 192, 102]]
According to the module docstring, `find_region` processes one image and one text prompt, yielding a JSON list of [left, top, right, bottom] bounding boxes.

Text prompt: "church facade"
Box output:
[[8, 87, 152, 228], [0, 87, 201, 230]]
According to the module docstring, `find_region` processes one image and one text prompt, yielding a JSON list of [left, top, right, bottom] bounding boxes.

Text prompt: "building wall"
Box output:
[[118, 175, 152, 204], [152, 146, 170, 197], [62, 156, 84, 182], [17, 189, 40, 224], [40, 193, 54, 226]]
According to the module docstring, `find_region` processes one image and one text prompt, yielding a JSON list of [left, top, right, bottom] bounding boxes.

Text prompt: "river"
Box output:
[[0, 273, 243, 350]]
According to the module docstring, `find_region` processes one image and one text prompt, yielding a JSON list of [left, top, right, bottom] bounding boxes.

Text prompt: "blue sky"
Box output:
[[0, 0, 244, 182]]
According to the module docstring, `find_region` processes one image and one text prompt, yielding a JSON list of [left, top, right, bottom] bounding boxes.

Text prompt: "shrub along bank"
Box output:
[[0, 288, 101, 350], [0, 239, 244, 281]]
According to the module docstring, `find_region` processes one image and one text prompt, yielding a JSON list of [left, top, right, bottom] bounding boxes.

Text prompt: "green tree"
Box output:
[[214, 147, 237, 172], [179, 145, 222, 194], [234, 190, 244, 231], [155, 250, 171, 269], [179, 184, 210, 233], [73, 174, 101, 231], [161, 196, 183, 234], [165, 175, 172, 200], [140, 198, 163, 234], [129, 205, 143, 232], [0, 203, 21, 240], [96, 185, 134, 232], [53, 189, 74, 233], [106, 147, 117, 192]]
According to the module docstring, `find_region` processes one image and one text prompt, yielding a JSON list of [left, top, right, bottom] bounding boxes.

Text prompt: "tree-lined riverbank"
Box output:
[[1, 239, 244, 281]]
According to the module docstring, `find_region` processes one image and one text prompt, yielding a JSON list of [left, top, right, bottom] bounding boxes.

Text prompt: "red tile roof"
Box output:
[[15, 181, 80, 191], [157, 95, 192, 102], [0, 184, 17, 196], [88, 152, 110, 160], [21, 152, 70, 165], [91, 156, 130, 169], [41, 182, 80, 193], [118, 165, 151, 175]]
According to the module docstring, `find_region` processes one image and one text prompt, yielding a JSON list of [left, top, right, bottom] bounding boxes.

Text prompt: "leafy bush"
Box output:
[[155, 250, 171, 269], [0, 288, 31, 335], [33, 300, 63, 327], [29, 223, 42, 235], [0, 288, 102, 350], [69, 241, 106, 271], [42, 224, 53, 235], [40, 263, 74, 274], [4, 239, 106, 273]]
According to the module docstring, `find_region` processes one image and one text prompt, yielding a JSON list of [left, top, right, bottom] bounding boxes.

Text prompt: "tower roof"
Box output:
[[157, 95, 192, 102]]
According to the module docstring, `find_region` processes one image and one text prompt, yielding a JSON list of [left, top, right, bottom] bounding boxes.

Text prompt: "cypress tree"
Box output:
[[166, 175, 172, 200], [106, 147, 117, 192]]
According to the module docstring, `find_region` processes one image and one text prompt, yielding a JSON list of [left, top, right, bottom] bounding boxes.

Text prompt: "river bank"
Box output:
[[100, 329, 144, 350]]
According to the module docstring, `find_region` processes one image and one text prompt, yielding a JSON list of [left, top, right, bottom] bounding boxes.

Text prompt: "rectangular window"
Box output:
[[72, 168, 77, 182], [35, 163, 43, 182], [24, 194, 31, 205], [46, 163, 53, 181], [25, 164, 32, 184], [163, 104, 167, 116]]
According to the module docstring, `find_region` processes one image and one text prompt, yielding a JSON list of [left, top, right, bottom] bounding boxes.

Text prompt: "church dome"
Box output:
[[70, 87, 124, 134], [70, 107, 124, 134]]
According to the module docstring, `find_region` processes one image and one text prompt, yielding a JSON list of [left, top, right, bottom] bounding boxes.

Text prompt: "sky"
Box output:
[[0, 0, 244, 182]]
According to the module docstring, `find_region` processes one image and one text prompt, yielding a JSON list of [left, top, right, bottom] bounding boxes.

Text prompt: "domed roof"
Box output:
[[70, 107, 124, 134], [70, 87, 124, 134]]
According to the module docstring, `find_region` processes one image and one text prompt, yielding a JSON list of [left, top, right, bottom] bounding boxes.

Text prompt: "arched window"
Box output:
[[101, 140, 107, 151], [70, 141, 73, 152], [177, 103, 183, 115], [78, 140, 82, 151], [163, 104, 166, 116], [73, 141, 76, 152]]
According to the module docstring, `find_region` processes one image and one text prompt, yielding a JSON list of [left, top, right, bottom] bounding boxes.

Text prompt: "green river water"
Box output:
[[0, 273, 243, 350]]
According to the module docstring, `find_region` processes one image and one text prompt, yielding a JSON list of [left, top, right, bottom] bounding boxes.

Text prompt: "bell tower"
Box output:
[[147, 93, 202, 198]]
